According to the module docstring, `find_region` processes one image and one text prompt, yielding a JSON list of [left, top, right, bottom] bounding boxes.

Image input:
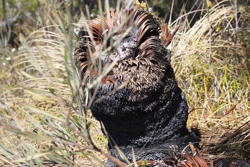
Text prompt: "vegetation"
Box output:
[[0, 0, 249, 166]]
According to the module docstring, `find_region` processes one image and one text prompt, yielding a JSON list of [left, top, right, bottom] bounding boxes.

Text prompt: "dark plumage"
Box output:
[[74, 8, 197, 167]]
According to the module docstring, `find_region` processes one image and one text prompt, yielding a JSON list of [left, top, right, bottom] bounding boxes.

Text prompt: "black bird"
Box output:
[[74, 7, 196, 167]]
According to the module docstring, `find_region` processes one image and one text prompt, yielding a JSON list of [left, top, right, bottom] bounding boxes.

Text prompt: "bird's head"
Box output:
[[74, 4, 178, 97]]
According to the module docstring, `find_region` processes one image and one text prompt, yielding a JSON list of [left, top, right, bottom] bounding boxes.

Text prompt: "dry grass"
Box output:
[[170, 1, 249, 159], [0, 0, 249, 166]]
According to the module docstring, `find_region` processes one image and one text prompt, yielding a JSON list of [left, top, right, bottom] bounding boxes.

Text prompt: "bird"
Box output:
[[74, 3, 197, 167]]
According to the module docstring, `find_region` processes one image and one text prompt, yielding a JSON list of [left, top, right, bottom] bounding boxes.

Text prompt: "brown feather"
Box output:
[[160, 23, 179, 46]]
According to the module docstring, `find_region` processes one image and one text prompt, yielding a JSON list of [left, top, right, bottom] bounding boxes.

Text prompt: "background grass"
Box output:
[[0, 0, 249, 166]]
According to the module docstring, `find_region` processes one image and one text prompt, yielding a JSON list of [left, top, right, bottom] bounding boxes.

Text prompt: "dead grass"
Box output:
[[170, 1, 249, 159]]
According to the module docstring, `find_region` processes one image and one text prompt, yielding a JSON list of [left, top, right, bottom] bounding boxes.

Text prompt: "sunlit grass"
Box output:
[[170, 1, 249, 158], [171, 3, 249, 126], [0, 2, 107, 166]]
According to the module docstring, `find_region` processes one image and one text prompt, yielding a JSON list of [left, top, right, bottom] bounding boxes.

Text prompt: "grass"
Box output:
[[171, 2, 249, 124], [0, 0, 249, 166], [170, 1, 250, 159]]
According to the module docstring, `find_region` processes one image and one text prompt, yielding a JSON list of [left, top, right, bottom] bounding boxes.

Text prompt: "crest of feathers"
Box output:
[[74, 2, 178, 81]]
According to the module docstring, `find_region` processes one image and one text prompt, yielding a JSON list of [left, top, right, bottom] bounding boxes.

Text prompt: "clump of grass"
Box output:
[[0, 1, 108, 166], [170, 0, 249, 159]]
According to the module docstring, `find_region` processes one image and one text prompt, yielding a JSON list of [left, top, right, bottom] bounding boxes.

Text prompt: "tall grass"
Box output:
[[0, 1, 107, 166], [0, 0, 249, 166], [171, 1, 249, 130], [170, 0, 249, 158]]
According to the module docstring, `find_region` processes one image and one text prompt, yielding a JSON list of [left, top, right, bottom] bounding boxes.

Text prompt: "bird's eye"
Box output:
[[121, 48, 126, 52]]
